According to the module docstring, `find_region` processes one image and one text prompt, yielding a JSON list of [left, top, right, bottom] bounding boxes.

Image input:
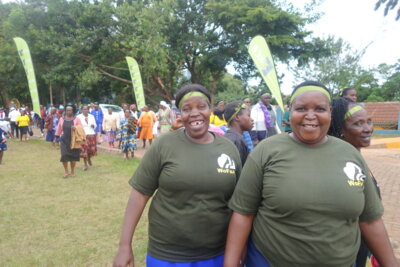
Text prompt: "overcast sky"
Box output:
[[277, 0, 400, 94]]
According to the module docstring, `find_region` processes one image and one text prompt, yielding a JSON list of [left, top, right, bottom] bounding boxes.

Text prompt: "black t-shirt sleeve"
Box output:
[[225, 132, 249, 166], [129, 139, 162, 196]]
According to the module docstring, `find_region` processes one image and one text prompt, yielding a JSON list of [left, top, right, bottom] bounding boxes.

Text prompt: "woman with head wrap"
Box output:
[[55, 103, 82, 178], [329, 97, 382, 267], [224, 81, 397, 267], [113, 84, 241, 267], [117, 109, 137, 160]]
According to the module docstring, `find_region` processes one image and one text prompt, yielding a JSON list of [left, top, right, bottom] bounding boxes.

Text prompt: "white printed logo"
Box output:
[[217, 154, 236, 174], [218, 154, 236, 169], [343, 162, 366, 186]]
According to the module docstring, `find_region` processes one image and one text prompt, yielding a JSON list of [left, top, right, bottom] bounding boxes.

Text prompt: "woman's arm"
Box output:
[[359, 218, 399, 267], [224, 212, 255, 267], [55, 117, 63, 136], [113, 188, 150, 267]]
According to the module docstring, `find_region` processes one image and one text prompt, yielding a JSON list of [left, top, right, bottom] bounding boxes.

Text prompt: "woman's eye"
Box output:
[[315, 107, 326, 112], [295, 107, 305, 112]]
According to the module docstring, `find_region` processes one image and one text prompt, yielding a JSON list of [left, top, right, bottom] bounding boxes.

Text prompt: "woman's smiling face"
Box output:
[[290, 91, 332, 146], [180, 96, 211, 140], [343, 108, 373, 149]]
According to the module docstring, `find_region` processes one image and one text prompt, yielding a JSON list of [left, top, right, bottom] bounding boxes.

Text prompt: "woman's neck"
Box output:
[[229, 124, 243, 135]]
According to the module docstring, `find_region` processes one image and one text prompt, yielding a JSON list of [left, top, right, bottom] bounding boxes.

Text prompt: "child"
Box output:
[[0, 124, 8, 164], [223, 101, 254, 165]]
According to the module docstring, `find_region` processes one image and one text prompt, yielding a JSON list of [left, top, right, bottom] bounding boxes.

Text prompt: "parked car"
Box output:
[[99, 104, 125, 122]]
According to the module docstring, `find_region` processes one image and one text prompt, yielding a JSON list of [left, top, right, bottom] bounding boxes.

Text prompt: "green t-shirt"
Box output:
[[130, 129, 241, 262], [229, 134, 383, 267]]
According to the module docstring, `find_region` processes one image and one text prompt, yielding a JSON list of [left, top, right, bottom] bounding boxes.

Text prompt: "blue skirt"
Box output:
[[146, 254, 223, 267], [0, 141, 6, 151], [46, 129, 55, 142], [245, 238, 271, 267]]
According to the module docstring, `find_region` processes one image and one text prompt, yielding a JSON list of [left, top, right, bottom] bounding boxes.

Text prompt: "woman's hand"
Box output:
[[113, 245, 134, 267], [72, 126, 76, 131]]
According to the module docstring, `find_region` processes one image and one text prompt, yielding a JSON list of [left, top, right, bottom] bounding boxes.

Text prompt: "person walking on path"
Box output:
[[250, 93, 279, 145], [157, 101, 173, 134], [77, 105, 97, 171], [55, 104, 82, 178], [103, 107, 120, 148], [90, 102, 103, 144], [44, 107, 59, 146], [8, 107, 20, 139], [117, 109, 137, 160], [16, 110, 30, 141], [137, 105, 157, 148], [0, 125, 7, 164], [113, 84, 241, 267]]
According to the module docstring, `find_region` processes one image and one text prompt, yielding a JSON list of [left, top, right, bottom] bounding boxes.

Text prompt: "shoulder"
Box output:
[[215, 132, 241, 150]]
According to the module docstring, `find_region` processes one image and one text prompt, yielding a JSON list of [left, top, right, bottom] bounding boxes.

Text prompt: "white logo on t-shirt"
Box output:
[[343, 162, 366, 186], [217, 153, 236, 170]]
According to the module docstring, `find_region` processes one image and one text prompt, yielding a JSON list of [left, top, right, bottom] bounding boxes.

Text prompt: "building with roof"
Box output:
[[363, 102, 400, 133]]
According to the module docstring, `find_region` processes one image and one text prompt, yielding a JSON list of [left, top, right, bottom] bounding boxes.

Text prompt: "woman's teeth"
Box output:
[[190, 121, 203, 126]]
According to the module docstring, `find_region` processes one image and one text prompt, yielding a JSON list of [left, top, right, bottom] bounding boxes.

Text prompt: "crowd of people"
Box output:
[[0, 82, 397, 266], [112, 83, 398, 267]]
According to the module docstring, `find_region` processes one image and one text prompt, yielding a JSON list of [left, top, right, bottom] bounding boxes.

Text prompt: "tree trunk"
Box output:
[[0, 86, 10, 108], [76, 86, 81, 105], [61, 86, 66, 105], [49, 82, 53, 106]]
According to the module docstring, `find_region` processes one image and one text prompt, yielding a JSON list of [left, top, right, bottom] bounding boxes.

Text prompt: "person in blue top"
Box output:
[[0, 126, 7, 164], [90, 102, 103, 144]]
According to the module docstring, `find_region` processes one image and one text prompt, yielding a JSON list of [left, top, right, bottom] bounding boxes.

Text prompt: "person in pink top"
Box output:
[[55, 104, 82, 178]]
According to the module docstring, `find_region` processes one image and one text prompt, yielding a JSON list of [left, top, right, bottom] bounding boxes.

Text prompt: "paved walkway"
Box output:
[[362, 148, 400, 262], [370, 137, 400, 149]]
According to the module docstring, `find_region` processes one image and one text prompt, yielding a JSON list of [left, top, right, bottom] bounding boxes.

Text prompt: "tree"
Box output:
[[291, 36, 380, 101], [375, 0, 400, 20], [0, 0, 331, 106]]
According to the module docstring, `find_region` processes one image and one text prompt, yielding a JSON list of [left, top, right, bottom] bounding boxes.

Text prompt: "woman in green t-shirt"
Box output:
[[113, 84, 241, 267], [329, 97, 381, 267], [224, 81, 397, 267]]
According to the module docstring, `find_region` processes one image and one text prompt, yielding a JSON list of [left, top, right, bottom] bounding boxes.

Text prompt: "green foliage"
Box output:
[[365, 94, 385, 102], [375, 0, 400, 20], [215, 73, 248, 104], [291, 36, 400, 102], [0, 0, 347, 107]]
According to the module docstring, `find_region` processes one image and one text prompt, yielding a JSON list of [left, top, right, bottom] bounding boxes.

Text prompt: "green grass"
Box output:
[[0, 139, 148, 266]]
